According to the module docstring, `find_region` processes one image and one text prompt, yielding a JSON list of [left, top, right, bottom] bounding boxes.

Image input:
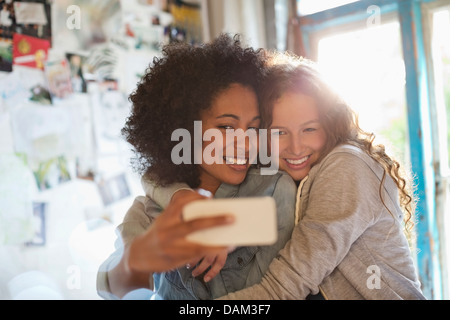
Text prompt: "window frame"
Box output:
[[296, 0, 448, 299], [422, 0, 450, 299]]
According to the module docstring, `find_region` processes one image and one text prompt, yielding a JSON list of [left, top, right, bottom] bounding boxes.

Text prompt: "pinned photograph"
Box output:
[[0, 0, 14, 39], [0, 36, 12, 71], [13, 0, 52, 41], [97, 173, 131, 206], [25, 202, 47, 246], [44, 59, 73, 99], [29, 84, 52, 105], [66, 52, 87, 93], [33, 156, 71, 191]]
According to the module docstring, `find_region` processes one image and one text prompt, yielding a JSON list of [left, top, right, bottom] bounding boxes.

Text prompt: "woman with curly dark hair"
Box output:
[[147, 51, 425, 300], [97, 34, 297, 300]]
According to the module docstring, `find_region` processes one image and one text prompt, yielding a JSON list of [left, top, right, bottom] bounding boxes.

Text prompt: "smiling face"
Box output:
[[270, 91, 327, 182], [198, 83, 260, 193]]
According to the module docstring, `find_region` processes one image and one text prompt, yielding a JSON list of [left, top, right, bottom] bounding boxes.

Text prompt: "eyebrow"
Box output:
[[216, 114, 261, 122], [300, 119, 320, 126], [270, 119, 320, 129]]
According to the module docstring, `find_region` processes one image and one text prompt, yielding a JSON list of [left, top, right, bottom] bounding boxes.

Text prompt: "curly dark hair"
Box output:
[[122, 34, 267, 188]]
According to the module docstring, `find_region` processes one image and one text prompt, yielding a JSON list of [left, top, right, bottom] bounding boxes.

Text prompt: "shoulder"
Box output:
[[242, 168, 297, 198], [325, 144, 367, 161], [246, 167, 293, 179], [319, 144, 378, 171], [310, 144, 385, 183], [246, 167, 296, 187], [122, 195, 163, 228]]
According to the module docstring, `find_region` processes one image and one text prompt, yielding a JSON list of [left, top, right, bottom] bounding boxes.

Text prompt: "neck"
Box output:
[[198, 181, 220, 195], [198, 173, 221, 195]]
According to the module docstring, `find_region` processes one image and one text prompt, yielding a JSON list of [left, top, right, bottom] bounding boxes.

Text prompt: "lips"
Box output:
[[284, 155, 310, 169], [285, 155, 309, 165], [224, 156, 248, 165], [223, 156, 249, 173]]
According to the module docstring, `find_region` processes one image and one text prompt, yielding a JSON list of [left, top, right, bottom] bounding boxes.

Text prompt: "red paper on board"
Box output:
[[12, 33, 50, 69]]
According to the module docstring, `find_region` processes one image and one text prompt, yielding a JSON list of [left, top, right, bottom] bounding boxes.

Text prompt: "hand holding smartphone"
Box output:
[[182, 197, 277, 246]]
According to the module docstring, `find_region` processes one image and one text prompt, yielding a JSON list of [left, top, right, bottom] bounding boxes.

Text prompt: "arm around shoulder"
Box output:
[[98, 191, 235, 299], [97, 196, 155, 299]]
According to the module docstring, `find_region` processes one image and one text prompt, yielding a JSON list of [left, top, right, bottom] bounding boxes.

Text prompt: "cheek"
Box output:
[[201, 131, 225, 161], [302, 131, 327, 153], [312, 132, 327, 153], [276, 138, 290, 157]]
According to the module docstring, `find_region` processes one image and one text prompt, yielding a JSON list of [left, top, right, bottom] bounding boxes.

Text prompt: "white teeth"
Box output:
[[225, 157, 248, 165], [286, 156, 309, 165]]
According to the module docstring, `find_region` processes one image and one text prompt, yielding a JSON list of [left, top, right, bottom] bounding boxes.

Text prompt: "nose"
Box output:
[[288, 134, 304, 156], [225, 128, 256, 158]]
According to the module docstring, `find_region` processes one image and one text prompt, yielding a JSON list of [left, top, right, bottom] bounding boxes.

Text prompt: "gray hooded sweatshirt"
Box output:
[[219, 144, 425, 300]]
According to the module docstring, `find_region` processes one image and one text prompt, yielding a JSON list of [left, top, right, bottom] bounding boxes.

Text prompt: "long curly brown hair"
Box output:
[[261, 51, 416, 232], [122, 34, 266, 188]]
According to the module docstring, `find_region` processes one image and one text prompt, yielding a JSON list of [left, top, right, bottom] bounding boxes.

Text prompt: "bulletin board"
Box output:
[[0, 0, 205, 245]]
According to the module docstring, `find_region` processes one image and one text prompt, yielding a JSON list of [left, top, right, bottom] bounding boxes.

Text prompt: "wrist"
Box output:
[[124, 236, 146, 275]]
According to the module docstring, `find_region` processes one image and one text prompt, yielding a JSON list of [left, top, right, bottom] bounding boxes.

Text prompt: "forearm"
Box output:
[[98, 196, 155, 299], [108, 244, 153, 299], [218, 254, 311, 300]]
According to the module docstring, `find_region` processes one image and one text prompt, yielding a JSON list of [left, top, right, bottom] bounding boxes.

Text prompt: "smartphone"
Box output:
[[182, 196, 277, 246]]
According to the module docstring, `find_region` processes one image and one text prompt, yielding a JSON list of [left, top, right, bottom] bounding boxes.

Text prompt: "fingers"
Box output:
[[162, 191, 209, 224], [178, 214, 235, 239], [155, 213, 234, 248], [169, 192, 205, 213], [185, 257, 201, 270], [200, 251, 228, 282], [191, 254, 216, 278], [197, 250, 228, 282], [135, 188, 235, 274]]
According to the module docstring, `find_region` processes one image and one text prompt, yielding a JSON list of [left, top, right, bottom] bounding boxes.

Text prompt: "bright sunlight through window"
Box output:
[[431, 9, 450, 173], [317, 21, 408, 161]]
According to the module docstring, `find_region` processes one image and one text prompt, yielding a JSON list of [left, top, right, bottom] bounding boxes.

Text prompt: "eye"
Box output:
[[271, 129, 287, 136], [218, 125, 234, 130], [304, 127, 317, 133]]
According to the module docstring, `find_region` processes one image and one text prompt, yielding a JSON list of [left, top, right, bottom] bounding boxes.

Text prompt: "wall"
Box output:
[[0, 0, 272, 300], [0, 0, 167, 300], [205, 0, 268, 48]]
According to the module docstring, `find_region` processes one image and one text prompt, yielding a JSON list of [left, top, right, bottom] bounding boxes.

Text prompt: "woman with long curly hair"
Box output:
[[218, 51, 425, 300], [96, 34, 297, 300]]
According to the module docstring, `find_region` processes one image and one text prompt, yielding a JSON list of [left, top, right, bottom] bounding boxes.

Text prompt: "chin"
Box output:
[[223, 171, 248, 186]]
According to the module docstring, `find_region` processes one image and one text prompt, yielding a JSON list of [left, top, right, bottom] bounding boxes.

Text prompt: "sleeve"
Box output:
[[141, 177, 192, 209], [252, 173, 296, 277], [219, 152, 381, 300], [96, 195, 163, 299]]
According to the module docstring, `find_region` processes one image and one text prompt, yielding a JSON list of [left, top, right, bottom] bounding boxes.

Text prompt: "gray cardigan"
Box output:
[[219, 144, 425, 300]]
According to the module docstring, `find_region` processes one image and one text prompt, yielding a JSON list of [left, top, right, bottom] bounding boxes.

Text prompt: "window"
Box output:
[[429, 4, 450, 298], [431, 8, 450, 173], [295, 0, 450, 299], [317, 21, 408, 163], [297, 0, 360, 16]]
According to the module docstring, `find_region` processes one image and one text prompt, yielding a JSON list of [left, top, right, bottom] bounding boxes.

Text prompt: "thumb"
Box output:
[[164, 191, 206, 221]]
